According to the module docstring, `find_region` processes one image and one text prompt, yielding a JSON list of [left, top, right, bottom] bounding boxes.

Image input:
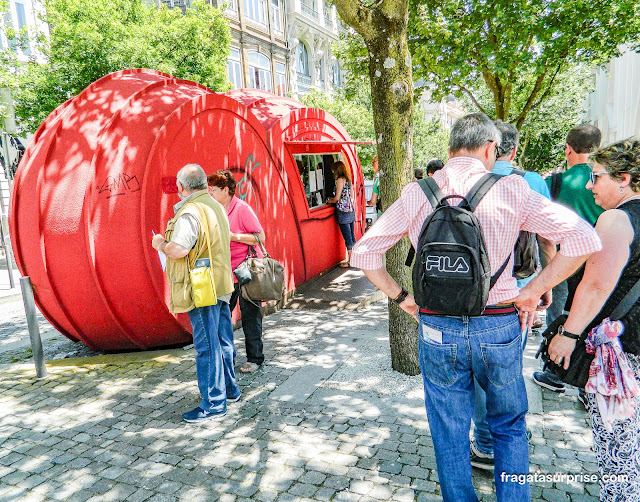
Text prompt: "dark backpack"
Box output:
[[510, 168, 539, 280], [550, 172, 562, 201], [412, 174, 510, 316]]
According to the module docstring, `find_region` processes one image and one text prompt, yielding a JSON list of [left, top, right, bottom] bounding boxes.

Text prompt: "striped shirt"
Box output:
[[350, 156, 602, 305]]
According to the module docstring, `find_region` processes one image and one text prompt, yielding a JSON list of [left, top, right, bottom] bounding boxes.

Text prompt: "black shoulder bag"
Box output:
[[536, 277, 640, 388]]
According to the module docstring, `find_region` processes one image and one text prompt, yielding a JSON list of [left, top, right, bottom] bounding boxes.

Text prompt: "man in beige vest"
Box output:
[[152, 164, 239, 423]]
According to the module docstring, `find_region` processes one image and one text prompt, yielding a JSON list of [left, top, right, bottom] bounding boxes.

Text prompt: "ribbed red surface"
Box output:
[[10, 69, 365, 350]]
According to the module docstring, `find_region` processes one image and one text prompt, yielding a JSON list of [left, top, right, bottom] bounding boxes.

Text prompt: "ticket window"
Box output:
[[294, 153, 342, 209]]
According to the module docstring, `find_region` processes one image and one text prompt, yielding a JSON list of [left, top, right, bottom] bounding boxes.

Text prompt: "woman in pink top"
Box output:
[[207, 170, 266, 373]]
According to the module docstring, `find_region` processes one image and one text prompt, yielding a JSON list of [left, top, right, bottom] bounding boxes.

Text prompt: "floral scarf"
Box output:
[[585, 318, 640, 431]]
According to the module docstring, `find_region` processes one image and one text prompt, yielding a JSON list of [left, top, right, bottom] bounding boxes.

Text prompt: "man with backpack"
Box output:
[[470, 120, 557, 471], [350, 113, 601, 502], [532, 124, 603, 395]]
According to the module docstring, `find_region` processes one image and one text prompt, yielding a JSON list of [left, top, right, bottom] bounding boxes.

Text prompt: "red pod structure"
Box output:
[[10, 69, 367, 351]]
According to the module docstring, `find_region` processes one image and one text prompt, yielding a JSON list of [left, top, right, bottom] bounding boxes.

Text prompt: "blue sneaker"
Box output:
[[532, 371, 566, 393], [182, 407, 226, 423]]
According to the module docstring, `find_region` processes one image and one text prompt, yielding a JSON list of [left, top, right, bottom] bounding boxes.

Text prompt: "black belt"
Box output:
[[418, 304, 517, 316]]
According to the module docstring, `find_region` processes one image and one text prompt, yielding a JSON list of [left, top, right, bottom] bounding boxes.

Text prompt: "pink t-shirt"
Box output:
[[228, 196, 264, 277]]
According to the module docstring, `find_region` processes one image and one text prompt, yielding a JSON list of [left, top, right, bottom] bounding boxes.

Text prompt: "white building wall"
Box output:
[[2, 0, 48, 63], [584, 48, 640, 144]]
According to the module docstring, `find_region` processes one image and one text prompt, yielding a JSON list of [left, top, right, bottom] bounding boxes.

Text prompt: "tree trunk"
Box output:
[[335, 0, 419, 376]]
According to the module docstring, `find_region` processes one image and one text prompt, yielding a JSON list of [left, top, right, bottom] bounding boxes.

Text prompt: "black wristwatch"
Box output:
[[392, 288, 409, 305], [559, 326, 580, 340]]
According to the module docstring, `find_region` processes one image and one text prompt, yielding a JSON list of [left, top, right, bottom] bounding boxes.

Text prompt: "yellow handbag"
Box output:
[[189, 204, 217, 308]]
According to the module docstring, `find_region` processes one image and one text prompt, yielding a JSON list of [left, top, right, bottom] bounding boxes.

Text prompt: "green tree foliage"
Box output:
[[516, 65, 595, 172], [409, 0, 640, 129], [412, 112, 449, 169], [7, 0, 230, 133], [334, 33, 450, 174], [300, 84, 449, 181], [299, 88, 377, 175]]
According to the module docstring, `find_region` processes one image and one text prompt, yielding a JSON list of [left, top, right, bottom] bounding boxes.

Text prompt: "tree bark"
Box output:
[[335, 0, 419, 376]]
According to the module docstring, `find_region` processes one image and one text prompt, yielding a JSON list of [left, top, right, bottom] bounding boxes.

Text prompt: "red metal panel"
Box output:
[[10, 70, 366, 351]]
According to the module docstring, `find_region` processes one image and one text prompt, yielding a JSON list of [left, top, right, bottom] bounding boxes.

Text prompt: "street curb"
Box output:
[[46, 347, 191, 367], [0, 292, 22, 304], [0, 347, 193, 372]]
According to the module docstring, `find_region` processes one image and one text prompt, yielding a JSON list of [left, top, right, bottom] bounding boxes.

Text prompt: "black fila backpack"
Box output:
[[412, 174, 510, 316]]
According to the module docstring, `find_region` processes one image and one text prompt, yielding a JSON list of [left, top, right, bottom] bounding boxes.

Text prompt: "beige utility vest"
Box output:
[[164, 192, 234, 313]]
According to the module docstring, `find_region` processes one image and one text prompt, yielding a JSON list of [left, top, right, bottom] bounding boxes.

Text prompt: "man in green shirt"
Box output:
[[534, 124, 603, 395], [546, 124, 604, 226]]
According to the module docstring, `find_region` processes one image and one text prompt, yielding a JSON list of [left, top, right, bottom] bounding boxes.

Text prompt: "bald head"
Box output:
[[176, 164, 207, 193]]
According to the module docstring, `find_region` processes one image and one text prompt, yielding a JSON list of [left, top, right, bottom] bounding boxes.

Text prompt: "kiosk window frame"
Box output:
[[294, 153, 343, 210]]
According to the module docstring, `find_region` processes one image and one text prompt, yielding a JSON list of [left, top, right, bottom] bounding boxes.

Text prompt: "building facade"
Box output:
[[1, 0, 47, 64], [176, 0, 344, 98], [208, 0, 289, 96], [285, 0, 343, 97], [583, 48, 640, 144]]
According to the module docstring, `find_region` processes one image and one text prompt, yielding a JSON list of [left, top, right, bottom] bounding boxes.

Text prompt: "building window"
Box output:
[[276, 62, 286, 96], [248, 51, 271, 91], [14, 1, 30, 55], [4, 8, 16, 52], [296, 43, 309, 76], [332, 60, 342, 87], [224, 0, 238, 11], [228, 48, 242, 89], [270, 0, 282, 32], [160, 0, 189, 13], [244, 0, 267, 24]]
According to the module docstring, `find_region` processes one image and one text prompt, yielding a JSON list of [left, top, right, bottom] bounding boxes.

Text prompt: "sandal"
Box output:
[[240, 362, 260, 373], [339, 260, 349, 268]]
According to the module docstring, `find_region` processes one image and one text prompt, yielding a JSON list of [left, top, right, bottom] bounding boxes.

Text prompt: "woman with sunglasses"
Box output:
[[548, 138, 640, 500]]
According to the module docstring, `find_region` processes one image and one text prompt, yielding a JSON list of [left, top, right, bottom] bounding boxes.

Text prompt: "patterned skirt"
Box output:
[[587, 353, 640, 501]]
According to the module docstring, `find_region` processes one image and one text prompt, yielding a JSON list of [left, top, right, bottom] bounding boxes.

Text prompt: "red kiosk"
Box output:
[[10, 69, 367, 351]]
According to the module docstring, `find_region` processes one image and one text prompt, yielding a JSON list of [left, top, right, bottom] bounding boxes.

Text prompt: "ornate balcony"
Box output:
[[301, 3, 318, 21]]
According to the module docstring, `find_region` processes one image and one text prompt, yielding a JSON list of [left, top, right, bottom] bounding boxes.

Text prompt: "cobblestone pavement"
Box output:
[[0, 303, 599, 502], [0, 298, 101, 365]]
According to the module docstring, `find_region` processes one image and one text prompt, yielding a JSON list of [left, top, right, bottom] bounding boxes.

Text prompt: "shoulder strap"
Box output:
[[466, 173, 504, 211], [418, 177, 444, 209], [489, 256, 511, 290], [189, 203, 215, 273], [253, 232, 270, 258], [511, 168, 526, 177], [610, 278, 640, 320], [550, 172, 562, 201]]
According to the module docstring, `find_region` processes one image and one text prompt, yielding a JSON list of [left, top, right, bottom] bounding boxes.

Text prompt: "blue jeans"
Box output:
[[473, 327, 528, 456], [419, 313, 530, 502], [188, 301, 240, 413], [338, 221, 356, 250]]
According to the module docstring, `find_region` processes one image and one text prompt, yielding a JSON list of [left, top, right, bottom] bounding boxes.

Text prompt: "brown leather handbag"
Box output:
[[239, 234, 285, 304]]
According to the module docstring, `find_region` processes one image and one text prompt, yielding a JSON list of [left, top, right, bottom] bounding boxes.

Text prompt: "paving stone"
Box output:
[[298, 471, 326, 486], [0, 303, 602, 502]]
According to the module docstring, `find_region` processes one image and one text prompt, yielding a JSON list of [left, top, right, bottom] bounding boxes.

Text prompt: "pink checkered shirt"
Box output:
[[350, 156, 602, 305]]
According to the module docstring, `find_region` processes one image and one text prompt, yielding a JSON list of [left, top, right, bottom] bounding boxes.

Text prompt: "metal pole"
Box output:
[[20, 276, 47, 380], [0, 132, 15, 288], [0, 221, 14, 289]]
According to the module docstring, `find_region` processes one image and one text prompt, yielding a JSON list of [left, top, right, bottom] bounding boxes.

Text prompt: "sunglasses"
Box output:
[[589, 171, 608, 184]]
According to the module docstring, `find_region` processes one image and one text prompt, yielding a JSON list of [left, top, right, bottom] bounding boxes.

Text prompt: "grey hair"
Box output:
[[177, 163, 207, 191], [449, 113, 501, 154], [494, 120, 519, 157]]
